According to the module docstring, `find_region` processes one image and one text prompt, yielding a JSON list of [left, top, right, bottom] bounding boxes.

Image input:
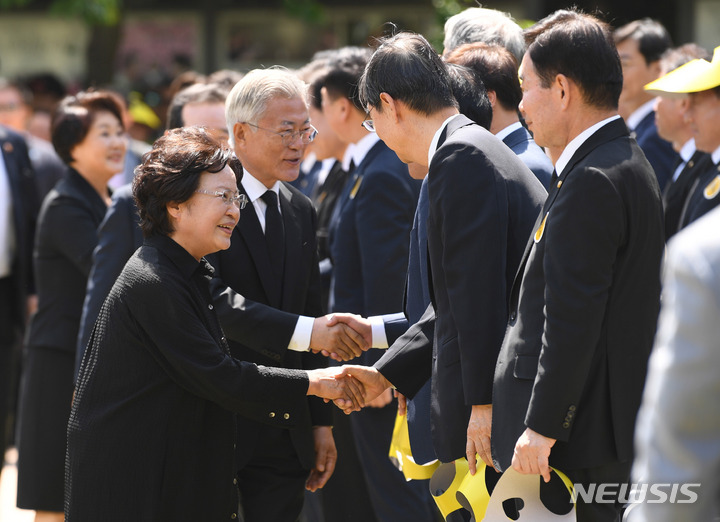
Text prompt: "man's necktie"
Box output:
[[261, 190, 285, 282]]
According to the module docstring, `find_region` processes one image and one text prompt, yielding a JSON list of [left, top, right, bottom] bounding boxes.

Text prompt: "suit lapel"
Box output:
[[237, 183, 283, 307], [278, 183, 302, 309], [508, 118, 629, 308], [664, 151, 710, 205], [328, 140, 388, 250], [425, 115, 475, 310]]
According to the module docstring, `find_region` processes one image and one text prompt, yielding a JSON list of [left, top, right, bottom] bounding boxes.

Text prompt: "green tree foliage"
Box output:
[[0, 0, 121, 25]]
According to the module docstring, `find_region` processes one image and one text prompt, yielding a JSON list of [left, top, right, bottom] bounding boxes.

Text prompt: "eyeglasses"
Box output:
[[195, 189, 248, 209], [243, 122, 318, 146], [0, 102, 22, 113], [361, 116, 376, 133]]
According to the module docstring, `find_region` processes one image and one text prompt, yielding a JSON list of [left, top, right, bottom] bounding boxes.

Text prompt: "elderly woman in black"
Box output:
[[64, 127, 358, 521], [15, 90, 126, 522]]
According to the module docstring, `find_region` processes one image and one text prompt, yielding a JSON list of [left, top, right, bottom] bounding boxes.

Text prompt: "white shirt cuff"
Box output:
[[369, 316, 388, 348], [288, 315, 314, 352]]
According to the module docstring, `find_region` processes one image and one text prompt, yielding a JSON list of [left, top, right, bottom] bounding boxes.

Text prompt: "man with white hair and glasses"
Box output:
[[212, 67, 341, 522]]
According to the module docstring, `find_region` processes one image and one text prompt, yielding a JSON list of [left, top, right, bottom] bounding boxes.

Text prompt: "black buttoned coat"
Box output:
[[66, 235, 309, 521]]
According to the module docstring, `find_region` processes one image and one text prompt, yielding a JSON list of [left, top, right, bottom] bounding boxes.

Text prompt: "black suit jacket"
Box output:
[[633, 111, 678, 192], [0, 126, 38, 327], [678, 159, 720, 230], [76, 184, 142, 375], [663, 150, 712, 239], [24, 133, 66, 203], [67, 234, 309, 521], [492, 118, 665, 472], [376, 115, 546, 462], [502, 126, 554, 189], [314, 159, 349, 262], [329, 139, 420, 366], [207, 181, 329, 470], [27, 168, 107, 353]]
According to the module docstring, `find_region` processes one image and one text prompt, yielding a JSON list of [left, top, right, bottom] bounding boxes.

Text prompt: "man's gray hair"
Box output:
[[225, 67, 308, 146], [443, 7, 525, 64]]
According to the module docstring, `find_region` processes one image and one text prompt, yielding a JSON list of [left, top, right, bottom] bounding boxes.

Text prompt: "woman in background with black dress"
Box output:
[[15, 90, 126, 522]]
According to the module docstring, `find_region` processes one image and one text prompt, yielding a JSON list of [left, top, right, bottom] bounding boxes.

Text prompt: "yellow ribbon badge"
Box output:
[[534, 212, 549, 243], [703, 175, 720, 199]]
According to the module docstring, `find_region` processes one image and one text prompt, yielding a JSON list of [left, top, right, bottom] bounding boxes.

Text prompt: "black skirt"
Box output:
[[15, 345, 75, 511]]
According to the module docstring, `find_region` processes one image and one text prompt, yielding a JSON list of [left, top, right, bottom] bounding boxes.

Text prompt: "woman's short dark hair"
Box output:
[[524, 9, 622, 111], [51, 90, 125, 165], [132, 127, 237, 238]]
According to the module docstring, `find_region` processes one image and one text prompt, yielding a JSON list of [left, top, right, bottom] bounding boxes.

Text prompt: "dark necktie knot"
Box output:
[[261, 190, 278, 208]]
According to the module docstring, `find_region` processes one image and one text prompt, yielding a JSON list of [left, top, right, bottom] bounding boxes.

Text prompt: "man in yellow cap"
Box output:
[[645, 45, 720, 228], [646, 44, 711, 238]]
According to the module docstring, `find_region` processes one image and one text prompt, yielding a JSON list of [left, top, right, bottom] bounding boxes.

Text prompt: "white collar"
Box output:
[[712, 145, 720, 166], [495, 121, 524, 141], [300, 151, 317, 174], [678, 139, 697, 163], [626, 99, 656, 131], [241, 168, 280, 203], [555, 115, 622, 176], [350, 132, 380, 169], [428, 114, 463, 167]]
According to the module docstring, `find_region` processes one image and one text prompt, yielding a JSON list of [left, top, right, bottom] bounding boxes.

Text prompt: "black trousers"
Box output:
[[320, 407, 379, 522], [565, 460, 633, 522], [237, 425, 309, 522], [0, 276, 21, 459]]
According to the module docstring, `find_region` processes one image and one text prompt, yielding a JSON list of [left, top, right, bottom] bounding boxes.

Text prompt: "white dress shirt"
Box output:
[[672, 139, 698, 183], [555, 115, 622, 176], [241, 167, 314, 352], [625, 100, 655, 131], [495, 121, 524, 141]]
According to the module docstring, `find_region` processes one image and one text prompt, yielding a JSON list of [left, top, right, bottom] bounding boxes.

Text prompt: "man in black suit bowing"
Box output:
[[0, 125, 37, 465], [333, 32, 546, 479], [212, 68, 334, 522], [491, 10, 664, 521]]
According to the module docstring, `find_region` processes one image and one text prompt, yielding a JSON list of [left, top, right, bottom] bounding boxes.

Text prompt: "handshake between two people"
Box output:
[[306, 313, 394, 411], [306, 364, 392, 414], [309, 313, 375, 362]]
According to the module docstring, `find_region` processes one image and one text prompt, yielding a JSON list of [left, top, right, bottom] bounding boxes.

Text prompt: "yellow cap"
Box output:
[[128, 91, 162, 129], [644, 45, 720, 97]]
